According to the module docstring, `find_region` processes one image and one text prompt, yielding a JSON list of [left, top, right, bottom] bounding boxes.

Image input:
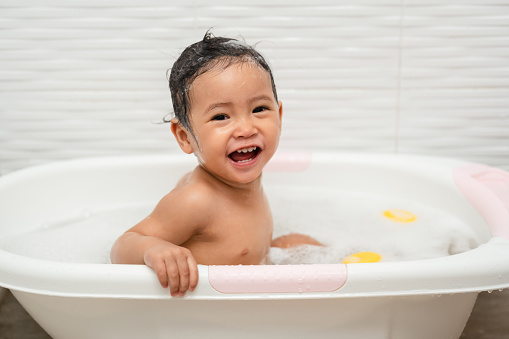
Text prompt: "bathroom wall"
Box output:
[[1, 0, 508, 173]]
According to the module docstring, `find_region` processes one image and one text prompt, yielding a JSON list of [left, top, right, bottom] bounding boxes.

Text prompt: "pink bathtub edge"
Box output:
[[208, 264, 347, 294], [264, 151, 312, 172], [454, 164, 509, 240]]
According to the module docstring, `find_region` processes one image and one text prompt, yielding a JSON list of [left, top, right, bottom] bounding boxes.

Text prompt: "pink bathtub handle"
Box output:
[[454, 164, 509, 240], [264, 152, 312, 172], [208, 264, 347, 294]]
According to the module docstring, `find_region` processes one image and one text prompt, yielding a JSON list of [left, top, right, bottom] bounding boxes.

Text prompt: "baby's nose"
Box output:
[[233, 117, 257, 138]]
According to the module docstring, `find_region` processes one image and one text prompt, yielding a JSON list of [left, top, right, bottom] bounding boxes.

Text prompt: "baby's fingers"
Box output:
[[165, 257, 181, 297], [176, 255, 190, 296], [176, 250, 198, 296], [149, 258, 170, 288], [144, 246, 197, 296], [187, 255, 199, 292]]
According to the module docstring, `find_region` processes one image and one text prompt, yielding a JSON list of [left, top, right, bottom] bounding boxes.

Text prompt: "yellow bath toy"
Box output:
[[343, 252, 382, 264], [383, 209, 416, 223]]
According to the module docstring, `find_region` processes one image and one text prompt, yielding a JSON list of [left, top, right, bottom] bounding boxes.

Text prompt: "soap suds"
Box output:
[[267, 185, 479, 265]]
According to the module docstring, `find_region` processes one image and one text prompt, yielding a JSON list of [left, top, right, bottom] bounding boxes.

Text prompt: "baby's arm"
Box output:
[[111, 188, 207, 296], [111, 230, 198, 297]]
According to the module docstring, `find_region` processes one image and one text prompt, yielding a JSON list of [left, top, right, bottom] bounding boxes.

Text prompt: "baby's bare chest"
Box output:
[[216, 204, 273, 244], [189, 203, 273, 265]]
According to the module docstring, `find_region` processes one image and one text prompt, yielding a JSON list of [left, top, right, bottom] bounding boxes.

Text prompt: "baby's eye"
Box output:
[[252, 106, 268, 113], [211, 114, 229, 121]]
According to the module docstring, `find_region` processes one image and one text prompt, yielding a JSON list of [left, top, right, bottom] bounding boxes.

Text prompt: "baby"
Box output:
[[110, 32, 321, 297]]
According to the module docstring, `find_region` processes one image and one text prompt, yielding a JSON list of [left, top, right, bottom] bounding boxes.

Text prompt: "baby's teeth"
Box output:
[[237, 146, 257, 153]]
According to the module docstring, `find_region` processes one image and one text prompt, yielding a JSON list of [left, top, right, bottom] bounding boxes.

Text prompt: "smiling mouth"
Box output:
[[228, 146, 260, 163]]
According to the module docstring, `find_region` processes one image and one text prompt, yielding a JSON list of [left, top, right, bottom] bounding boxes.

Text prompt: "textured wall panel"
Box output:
[[0, 0, 508, 174], [398, 1, 509, 169]]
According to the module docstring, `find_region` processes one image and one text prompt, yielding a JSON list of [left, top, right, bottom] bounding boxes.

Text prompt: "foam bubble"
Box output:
[[222, 39, 251, 49]]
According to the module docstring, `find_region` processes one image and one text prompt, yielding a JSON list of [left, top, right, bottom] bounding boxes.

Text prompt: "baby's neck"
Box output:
[[196, 165, 263, 196]]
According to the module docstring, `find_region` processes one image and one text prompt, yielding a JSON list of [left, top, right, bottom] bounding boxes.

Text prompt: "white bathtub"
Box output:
[[1, 153, 508, 339]]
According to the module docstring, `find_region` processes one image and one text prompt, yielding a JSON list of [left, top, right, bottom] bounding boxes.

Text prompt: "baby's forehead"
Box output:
[[190, 61, 272, 93]]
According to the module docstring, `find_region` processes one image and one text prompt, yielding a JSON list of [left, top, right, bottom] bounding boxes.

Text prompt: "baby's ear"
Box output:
[[171, 121, 194, 154], [278, 100, 283, 131]]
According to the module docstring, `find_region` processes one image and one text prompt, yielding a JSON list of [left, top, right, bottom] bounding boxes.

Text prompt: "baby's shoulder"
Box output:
[[163, 175, 216, 208], [153, 179, 216, 227], [179, 179, 215, 201]]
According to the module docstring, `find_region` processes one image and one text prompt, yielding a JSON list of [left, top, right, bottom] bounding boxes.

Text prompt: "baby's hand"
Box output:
[[143, 242, 199, 296]]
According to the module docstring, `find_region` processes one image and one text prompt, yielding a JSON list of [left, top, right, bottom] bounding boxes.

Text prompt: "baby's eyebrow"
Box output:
[[248, 95, 274, 104], [206, 102, 231, 113]]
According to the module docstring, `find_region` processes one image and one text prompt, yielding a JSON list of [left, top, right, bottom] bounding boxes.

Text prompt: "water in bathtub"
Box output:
[[0, 184, 479, 266], [268, 185, 479, 265]]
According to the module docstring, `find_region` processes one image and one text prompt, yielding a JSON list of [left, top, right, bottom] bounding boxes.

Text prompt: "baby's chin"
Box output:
[[222, 170, 264, 187], [196, 162, 263, 188]]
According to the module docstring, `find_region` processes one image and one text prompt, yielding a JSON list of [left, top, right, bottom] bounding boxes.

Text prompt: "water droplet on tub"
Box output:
[[487, 290, 493, 294]]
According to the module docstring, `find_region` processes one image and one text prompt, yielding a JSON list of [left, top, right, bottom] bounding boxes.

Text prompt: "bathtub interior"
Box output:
[[0, 153, 488, 261], [0, 153, 508, 299]]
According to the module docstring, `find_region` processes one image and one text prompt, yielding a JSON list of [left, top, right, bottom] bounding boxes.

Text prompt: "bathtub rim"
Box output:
[[0, 237, 508, 300]]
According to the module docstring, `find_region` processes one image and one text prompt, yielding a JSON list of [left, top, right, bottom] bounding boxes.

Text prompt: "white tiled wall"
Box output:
[[0, 0, 508, 173]]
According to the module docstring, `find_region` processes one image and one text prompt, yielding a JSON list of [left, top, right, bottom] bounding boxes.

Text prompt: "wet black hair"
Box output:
[[167, 31, 278, 132]]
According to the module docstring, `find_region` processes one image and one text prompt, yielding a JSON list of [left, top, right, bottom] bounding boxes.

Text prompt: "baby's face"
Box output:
[[186, 63, 282, 186]]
